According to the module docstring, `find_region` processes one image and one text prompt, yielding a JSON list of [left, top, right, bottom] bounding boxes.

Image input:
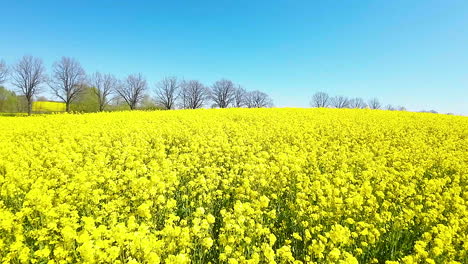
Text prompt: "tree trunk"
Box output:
[[27, 100, 32, 116], [66, 102, 70, 113]]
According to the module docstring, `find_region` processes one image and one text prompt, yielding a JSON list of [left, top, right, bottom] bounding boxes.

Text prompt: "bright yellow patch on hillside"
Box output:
[[0, 108, 466, 263], [32, 101, 66, 112]]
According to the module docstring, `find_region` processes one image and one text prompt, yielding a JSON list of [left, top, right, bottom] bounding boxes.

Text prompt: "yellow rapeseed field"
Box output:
[[0, 108, 466, 264], [32, 101, 66, 113]]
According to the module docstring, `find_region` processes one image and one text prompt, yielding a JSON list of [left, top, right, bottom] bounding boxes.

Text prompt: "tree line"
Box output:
[[0, 56, 273, 115], [310, 91, 408, 111], [0, 56, 444, 115]]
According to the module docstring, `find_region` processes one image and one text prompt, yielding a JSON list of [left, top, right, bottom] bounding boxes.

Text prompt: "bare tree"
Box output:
[[397, 106, 406, 111], [10, 56, 46, 115], [348, 97, 367, 109], [179, 80, 209, 109], [210, 79, 236, 108], [0, 59, 8, 84], [245, 90, 273, 108], [233, 85, 247, 108], [90, 72, 117, 111], [155, 76, 179, 110], [49, 57, 87, 112], [116, 73, 148, 110], [368, 98, 382, 109], [385, 104, 395, 111], [310, 92, 330, 108], [331, 96, 350, 108], [420, 109, 438, 114]]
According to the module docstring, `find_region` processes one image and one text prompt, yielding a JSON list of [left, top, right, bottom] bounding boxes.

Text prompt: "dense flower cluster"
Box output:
[[0, 108, 466, 263]]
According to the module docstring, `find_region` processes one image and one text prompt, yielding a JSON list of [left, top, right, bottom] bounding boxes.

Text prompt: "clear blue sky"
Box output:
[[1, 0, 467, 114]]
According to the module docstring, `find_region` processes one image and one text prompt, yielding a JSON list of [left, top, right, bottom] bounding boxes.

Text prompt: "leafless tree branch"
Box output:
[[385, 104, 395, 111], [115, 73, 147, 110], [210, 79, 236, 108], [310, 92, 330, 108], [49, 57, 87, 112], [179, 80, 209, 109], [10, 56, 46, 115], [331, 96, 350, 108], [233, 85, 247, 108], [91, 72, 117, 111], [368, 98, 382, 109], [348, 97, 367, 109], [245, 90, 273, 108], [155, 76, 179, 110], [0, 59, 8, 85]]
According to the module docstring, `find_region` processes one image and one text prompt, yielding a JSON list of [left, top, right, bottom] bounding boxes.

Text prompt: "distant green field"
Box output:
[[32, 101, 66, 112]]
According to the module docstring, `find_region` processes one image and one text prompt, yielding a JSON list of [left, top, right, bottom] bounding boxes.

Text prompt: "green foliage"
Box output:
[[105, 97, 131, 111], [0, 87, 18, 112], [15, 95, 29, 113], [70, 86, 100, 113], [140, 95, 164, 110]]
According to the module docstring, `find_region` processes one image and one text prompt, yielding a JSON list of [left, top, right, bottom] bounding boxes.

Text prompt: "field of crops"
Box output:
[[32, 101, 66, 112], [0, 108, 466, 264]]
